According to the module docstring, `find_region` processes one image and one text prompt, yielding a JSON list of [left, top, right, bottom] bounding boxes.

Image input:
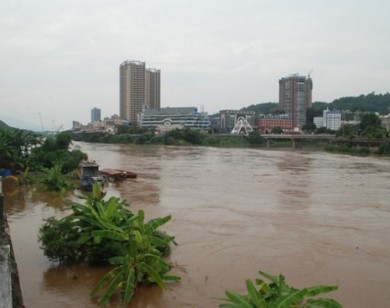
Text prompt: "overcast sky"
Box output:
[[1, 0, 389, 130]]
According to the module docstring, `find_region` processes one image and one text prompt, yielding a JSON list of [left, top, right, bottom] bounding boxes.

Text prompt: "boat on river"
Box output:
[[100, 168, 137, 181], [78, 161, 106, 191]]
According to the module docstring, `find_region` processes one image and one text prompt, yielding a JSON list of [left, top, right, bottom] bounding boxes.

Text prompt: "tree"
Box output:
[[359, 113, 381, 130], [336, 124, 358, 138], [247, 131, 265, 145], [270, 127, 283, 134], [29, 131, 87, 174], [302, 123, 317, 133], [306, 107, 323, 124], [55, 132, 72, 150], [359, 113, 389, 139], [0, 128, 42, 171]]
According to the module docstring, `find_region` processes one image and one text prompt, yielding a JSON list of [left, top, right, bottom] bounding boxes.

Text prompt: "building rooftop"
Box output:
[[143, 107, 199, 115]]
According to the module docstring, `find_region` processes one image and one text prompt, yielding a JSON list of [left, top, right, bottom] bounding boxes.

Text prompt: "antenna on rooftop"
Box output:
[[308, 69, 313, 78]]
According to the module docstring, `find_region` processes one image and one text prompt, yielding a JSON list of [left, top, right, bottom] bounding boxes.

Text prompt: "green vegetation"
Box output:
[[335, 124, 358, 139], [38, 184, 179, 305], [40, 163, 74, 192], [38, 216, 82, 264], [378, 142, 390, 155], [270, 127, 283, 134], [358, 113, 389, 139], [71, 128, 266, 148], [0, 128, 42, 171], [330, 92, 390, 114], [0, 119, 13, 130], [310, 93, 390, 115], [219, 271, 342, 308], [241, 93, 390, 116], [324, 144, 370, 156], [0, 124, 87, 191], [301, 123, 317, 134], [241, 102, 280, 114], [29, 131, 88, 173], [247, 131, 265, 146]]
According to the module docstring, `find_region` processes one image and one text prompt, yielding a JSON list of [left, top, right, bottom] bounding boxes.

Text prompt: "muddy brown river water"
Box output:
[[5, 142, 390, 307]]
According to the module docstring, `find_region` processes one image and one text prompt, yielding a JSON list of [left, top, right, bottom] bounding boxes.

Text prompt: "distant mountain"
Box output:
[[240, 102, 279, 114], [326, 93, 390, 114], [241, 93, 390, 115], [0, 120, 13, 130]]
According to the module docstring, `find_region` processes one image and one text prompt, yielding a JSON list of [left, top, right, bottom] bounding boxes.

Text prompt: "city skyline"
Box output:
[[1, 1, 389, 130]]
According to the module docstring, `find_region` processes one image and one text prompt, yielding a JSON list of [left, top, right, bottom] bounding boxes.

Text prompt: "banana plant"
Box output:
[[91, 209, 180, 305], [219, 271, 342, 308], [39, 183, 179, 304], [40, 163, 72, 191]]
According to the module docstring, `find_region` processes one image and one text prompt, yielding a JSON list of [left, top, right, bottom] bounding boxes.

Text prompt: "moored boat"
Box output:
[[78, 161, 106, 191], [100, 168, 137, 181]]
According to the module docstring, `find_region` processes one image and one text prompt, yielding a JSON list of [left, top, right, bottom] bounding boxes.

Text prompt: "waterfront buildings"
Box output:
[[119, 60, 161, 125], [257, 114, 293, 133], [91, 107, 101, 123], [139, 107, 210, 130], [314, 108, 341, 130], [279, 74, 313, 128], [219, 110, 256, 133]]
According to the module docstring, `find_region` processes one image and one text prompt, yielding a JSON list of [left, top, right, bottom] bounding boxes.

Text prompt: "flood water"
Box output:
[[5, 142, 390, 307]]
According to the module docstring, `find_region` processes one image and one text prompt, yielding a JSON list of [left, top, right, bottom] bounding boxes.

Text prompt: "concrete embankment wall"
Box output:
[[0, 192, 24, 308]]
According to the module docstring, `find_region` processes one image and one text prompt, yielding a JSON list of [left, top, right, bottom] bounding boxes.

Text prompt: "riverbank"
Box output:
[[71, 130, 390, 157]]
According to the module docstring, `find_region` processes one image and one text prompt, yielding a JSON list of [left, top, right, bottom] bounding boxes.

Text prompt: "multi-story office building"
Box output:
[[120, 60, 146, 124], [139, 107, 210, 130], [257, 114, 293, 133], [91, 107, 101, 122], [314, 108, 341, 130], [145, 68, 161, 110], [279, 74, 313, 128]]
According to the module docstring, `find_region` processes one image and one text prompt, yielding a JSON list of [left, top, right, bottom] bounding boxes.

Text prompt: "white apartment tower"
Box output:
[[145, 68, 161, 110], [120, 60, 146, 124]]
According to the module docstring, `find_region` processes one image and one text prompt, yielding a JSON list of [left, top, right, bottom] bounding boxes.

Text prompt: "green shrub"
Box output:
[[378, 142, 390, 155], [40, 163, 73, 191], [38, 216, 82, 264], [219, 270, 342, 308]]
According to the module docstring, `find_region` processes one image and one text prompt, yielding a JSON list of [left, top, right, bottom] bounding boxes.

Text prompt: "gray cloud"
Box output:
[[1, 0, 389, 129]]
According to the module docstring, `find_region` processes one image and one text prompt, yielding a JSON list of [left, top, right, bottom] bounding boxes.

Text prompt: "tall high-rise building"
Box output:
[[91, 107, 101, 122], [120, 60, 146, 124], [279, 74, 313, 128], [145, 68, 161, 110]]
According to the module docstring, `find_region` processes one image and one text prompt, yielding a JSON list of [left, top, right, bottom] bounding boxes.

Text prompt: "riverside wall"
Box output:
[[0, 181, 24, 308]]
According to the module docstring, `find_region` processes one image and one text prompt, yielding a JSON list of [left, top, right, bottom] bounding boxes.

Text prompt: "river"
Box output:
[[5, 142, 390, 307]]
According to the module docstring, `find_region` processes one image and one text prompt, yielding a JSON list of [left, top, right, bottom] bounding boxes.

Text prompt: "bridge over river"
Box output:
[[261, 134, 389, 148]]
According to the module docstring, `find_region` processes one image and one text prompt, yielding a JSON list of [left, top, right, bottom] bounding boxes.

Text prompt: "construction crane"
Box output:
[[38, 112, 44, 132], [308, 69, 313, 79]]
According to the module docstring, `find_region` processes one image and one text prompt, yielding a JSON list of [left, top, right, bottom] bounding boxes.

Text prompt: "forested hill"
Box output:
[[240, 93, 390, 114], [0, 120, 12, 130], [325, 93, 390, 114]]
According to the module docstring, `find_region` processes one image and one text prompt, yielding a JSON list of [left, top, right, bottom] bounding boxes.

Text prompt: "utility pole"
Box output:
[[38, 113, 44, 132]]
